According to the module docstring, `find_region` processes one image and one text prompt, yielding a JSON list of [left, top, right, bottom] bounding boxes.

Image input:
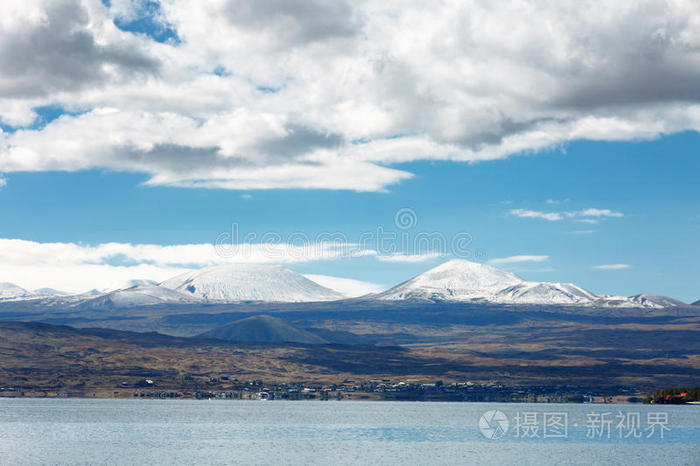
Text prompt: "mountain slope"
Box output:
[[593, 294, 685, 309], [374, 259, 522, 301], [371, 259, 682, 308], [161, 264, 344, 303], [626, 294, 686, 308], [103, 279, 159, 293], [493, 281, 598, 305], [79, 284, 201, 310], [0, 282, 32, 300], [198, 315, 327, 344]]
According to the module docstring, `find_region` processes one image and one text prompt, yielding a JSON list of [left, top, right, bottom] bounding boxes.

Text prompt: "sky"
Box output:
[[0, 0, 698, 301]]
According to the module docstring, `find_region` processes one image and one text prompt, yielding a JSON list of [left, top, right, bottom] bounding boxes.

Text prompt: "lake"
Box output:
[[0, 399, 698, 465]]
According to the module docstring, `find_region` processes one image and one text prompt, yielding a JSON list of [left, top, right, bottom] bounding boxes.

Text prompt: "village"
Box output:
[[1, 378, 640, 403]]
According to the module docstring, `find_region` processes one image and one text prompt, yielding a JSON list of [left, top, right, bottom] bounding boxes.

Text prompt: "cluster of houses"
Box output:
[[1, 377, 638, 402], [122, 378, 632, 403]]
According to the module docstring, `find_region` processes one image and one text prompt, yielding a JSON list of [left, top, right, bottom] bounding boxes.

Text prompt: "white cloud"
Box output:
[[489, 255, 549, 265], [0, 237, 423, 292], [509, 208, 624, 222], [302, 274, 384, 297], [375, 252, 444, 263], [0, 175, 5, 188], [509, 209, 564, 221], [593, 264, 631, 270], [1, 1, 700, 190], [577, 208, 624, 218]]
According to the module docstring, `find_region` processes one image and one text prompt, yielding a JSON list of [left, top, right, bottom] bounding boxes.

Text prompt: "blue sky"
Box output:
[[0, 1, 699, 300], [1, 129, 698, 301]]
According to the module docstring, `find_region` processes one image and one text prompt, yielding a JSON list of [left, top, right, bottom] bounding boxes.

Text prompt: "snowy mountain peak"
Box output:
[[374, 259, 523, 301], [0, 261, 685, 309], [0, 282, 31, 300], [160, 264, 344, 303], [372, 259, 682, 308]]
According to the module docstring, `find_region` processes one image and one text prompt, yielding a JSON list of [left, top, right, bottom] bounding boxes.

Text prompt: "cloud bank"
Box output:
[[2, 0, 700, 191], [0, 237, 431, 292], [509, 208, 624, 223]]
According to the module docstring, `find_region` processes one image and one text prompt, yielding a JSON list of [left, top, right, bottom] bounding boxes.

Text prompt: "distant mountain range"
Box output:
[[0, 260, 693, 309], [0, 282, 34, 300], [371, 259, 688, 309]]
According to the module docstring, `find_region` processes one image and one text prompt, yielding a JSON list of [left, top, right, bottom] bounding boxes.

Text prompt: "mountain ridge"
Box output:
[[370, 259, 683, 308], [0, 260, 688, 309]]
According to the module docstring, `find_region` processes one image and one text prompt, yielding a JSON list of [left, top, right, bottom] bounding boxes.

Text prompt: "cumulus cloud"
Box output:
[[2, 0, 700, 190], [509, 209, 565, 221], [593, 264, 632, 270], [509, 208, 624, 222], [0, 0, 158, 99], [222, 0, 362, 46], [489, 255, 549, 265]]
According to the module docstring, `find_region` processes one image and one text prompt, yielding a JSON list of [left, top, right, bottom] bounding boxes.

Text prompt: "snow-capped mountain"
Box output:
[[0, 282, 32, 300], [373, 259, 522, 301], [372, 259, 681, 308], [492, 281, 599, 305], [79, 284, 201, 310], [0, 283, 105, 305], [626, 294, 686, 308], [0, 265, 344, 307], [0, 260, 685, 309], [160, 264, 344, 303], [590, 294, 687, 308]]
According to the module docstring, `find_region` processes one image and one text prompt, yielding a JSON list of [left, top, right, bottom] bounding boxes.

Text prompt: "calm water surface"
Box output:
[[0, 399, 698, 465]]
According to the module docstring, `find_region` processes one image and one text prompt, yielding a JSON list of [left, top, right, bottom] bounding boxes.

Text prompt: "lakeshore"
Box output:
[[0, 380, 647, 404]]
